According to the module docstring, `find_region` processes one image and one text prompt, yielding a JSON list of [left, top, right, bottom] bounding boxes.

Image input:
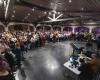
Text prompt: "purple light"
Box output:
[[63, 27, 73, 32], [92, 27, 100, 33], [75, 27, 89, 33]]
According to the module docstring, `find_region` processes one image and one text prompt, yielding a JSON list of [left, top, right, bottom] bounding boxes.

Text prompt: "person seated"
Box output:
[[0, 55, 15, 80], [78, 52, 100, 80]]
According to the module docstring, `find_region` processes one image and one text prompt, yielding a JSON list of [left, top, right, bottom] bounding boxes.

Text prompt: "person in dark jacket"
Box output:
[[4, 48, 16, 72], [8, 39, 15, 54], [14, 43, 22, 68], [20, 42, 26, 60], [78, 52, 100, 80]]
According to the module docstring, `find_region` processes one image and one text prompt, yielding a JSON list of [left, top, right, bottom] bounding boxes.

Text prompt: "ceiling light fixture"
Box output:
[[57, 12, 60, 14], [48, 10, 63, 21], [69, 0, 72, 3], [32, 8, 35, 11], [5, 0, 10, 19]]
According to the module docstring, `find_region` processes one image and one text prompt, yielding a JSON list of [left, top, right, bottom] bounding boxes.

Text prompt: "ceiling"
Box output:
[[0, 0, 4, 22], [1, 0, 100, 25]]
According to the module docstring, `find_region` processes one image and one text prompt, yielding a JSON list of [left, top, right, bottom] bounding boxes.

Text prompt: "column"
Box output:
[[43, 26, 45, 32], [51, 27, 53, 31], [61, 27, 64, 32], [51, 25, 53, 32], [89, 28, 92, 33], [27, 26, 30, 31], [34, 27, 36, 32], [89, 26, 94, 33], [72, 27, 75, 33], [5, 26, 8, 31], [72, 26, 77, 33]]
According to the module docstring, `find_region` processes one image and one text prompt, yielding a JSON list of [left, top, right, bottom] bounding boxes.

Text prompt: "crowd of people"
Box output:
[[0, 30, 100, 80]]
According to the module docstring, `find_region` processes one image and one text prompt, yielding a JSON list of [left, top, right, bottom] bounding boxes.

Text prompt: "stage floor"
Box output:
[[16, 41, 96, 80]]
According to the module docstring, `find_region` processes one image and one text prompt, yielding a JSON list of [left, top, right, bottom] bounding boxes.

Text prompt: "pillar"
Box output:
[[5, 26, 8, 31], [89, 28, 92, 33], [72, 27, 75, 33], [72, 26, 77, 33], [89, 26, 94, 33], [50, 25, 54, 32], [61, 27, 64, 32], [27, 26, 30, 31], [34, 27, 36, 32], [43, 26, 45, 32], [51, 27, 53, 32]]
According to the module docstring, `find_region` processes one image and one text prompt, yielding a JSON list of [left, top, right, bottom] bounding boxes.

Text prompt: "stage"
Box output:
[[15, 41, 96, 80]]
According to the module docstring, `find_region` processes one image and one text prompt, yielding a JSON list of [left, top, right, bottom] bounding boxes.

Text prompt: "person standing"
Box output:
[[14, 42, 22, 69]]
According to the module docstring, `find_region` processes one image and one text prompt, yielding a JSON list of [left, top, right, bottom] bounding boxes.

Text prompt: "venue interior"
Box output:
[[0, 0, 100, 80]]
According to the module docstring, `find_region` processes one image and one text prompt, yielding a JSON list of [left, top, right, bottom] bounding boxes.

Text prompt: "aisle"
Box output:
[[18, 41, 87, 80]]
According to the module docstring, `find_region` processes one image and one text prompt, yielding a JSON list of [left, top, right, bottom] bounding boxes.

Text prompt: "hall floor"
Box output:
[[15, 41, 94, 80]]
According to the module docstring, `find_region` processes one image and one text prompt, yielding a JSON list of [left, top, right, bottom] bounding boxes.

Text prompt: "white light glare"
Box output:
[[0, 0, 3, 4], [32, 8, 35, 11], [69, 0, 72, 3]]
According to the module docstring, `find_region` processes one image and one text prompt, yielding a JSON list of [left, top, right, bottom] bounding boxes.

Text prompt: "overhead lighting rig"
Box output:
[[48, 10, 63, 21]]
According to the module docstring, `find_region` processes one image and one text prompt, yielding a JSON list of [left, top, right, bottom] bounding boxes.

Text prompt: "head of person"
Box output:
[[79, 58, 85, 64], [91, 51, 100, 67], [15, 43, 20, 48]]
